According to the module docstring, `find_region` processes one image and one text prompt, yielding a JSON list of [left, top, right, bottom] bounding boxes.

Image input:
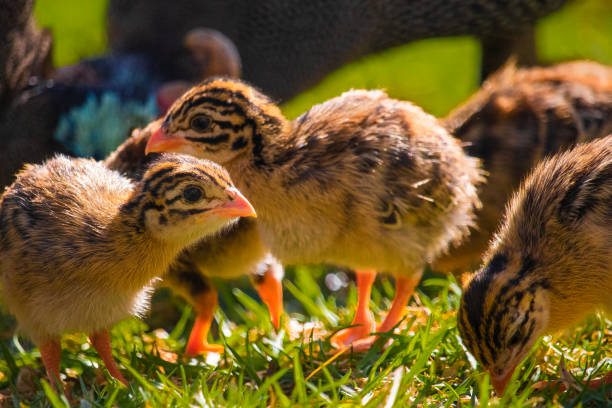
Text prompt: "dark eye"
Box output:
[[183, 186, 204, 203], [190, 115, 212, 132]]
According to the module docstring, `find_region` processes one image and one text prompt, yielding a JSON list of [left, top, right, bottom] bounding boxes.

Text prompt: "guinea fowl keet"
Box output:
[[105, 119, 284, 355], [458, 136, 612, 395], [145, 78, 484, 351], [0, 154, 255, 392], [436, 60, 612, 273]]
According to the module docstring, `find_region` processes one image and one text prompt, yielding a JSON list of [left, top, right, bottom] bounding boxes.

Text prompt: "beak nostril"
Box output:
[[225, 187, 238, 200]]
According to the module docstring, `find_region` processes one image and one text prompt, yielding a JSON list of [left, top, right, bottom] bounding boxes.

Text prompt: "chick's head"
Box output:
[[145, 78, 286, 165], [457, 251, 550, 395], [132, 154, 255, 244]]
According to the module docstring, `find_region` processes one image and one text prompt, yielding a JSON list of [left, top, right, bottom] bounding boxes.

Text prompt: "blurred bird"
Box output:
[[0, 154, 255, 391], [108, 0, 568, 100], [457, 136, 612, 395], [0, 0, 52, 111], [435, 61, 612, 273], [0, 25, 241, 189], [145, 78, 483, 350]]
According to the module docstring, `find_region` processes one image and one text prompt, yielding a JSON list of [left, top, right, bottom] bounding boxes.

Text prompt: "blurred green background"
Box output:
[[34, 0, 612, 119]]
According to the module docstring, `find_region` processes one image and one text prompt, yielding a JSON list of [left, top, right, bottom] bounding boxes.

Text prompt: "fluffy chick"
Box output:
[[105, 119, 284, 355], [457, 136, 612, 395], [145, 78, 483, 350], [0, 154, 255, 390], [436, 61, 612, 273]]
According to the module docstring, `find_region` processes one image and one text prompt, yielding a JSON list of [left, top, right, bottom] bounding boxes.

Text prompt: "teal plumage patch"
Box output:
[[54, 93, 157, 159]]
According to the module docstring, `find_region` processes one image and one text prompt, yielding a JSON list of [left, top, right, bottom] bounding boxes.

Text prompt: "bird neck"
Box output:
[[104, 190, 186, 290], [545, 267, 612, 333], [224, 118, 300, 212], [248, 110, 295, 167]]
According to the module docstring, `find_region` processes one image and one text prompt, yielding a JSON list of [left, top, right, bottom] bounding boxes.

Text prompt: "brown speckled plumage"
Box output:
[[159, 79, 483, 269], [0, 153, 242, 341], [0, 153, 248, 387], [147, 78, 484, 348], [457, 136, 612, 394], [105, 118, 284, 345], [436, 61, 612, 273]]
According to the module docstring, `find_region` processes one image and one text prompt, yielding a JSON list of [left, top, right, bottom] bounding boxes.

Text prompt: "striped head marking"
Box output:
[[146, 78, 285, 166], [457, 252, 549, 394], [124, 154, 255, 244]]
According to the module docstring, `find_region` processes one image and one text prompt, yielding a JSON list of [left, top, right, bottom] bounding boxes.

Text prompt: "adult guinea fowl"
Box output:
[[0, 154, 255, 392], [0, 0, 52, 112], [145, 78, 484, 350], [0, 0, 571, 187], [0, 0, 241, 190], [108, 0, 568, 100]]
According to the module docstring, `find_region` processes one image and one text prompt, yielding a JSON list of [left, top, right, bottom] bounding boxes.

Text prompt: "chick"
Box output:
[[0, 154, 256, 389], [457, 136, 612, 395], [145, 78, 483, 350], [105, 119, 284, 355], [436, 61, 612, 273]]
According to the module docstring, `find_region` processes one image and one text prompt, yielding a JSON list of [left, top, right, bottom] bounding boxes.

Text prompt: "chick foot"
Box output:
[[185, 290, 224, 356], [89, 331, 129, 387], [376, 274, 422, 333], [331, 274, 421, 353], [253, 257, 284, 329], [331, 270, 376, 349]]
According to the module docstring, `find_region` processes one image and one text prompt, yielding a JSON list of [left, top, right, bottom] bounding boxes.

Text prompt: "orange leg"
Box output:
[[330, 270, 376, 348], [39, 339, 63, 390], [89, 331, 128, 387], [334, 273, 422, 353], [253, 261, 284, 329], [185, 288, 224, 356], [376, 273, 422, 333]]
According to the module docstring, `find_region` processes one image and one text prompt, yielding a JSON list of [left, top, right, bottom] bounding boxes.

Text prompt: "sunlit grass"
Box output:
[[1, 270, 610, 407], [8, 0, 612, 406]]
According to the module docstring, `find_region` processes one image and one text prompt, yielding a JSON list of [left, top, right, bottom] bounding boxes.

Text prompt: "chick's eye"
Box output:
[[190, 115, 212, 132], [183, 186, 204, 203]]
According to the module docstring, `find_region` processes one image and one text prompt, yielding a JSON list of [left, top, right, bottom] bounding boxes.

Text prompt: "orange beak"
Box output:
[[145, 127, 186, 154], [490, 365, 517, 396], [209, 187, 256, 218]]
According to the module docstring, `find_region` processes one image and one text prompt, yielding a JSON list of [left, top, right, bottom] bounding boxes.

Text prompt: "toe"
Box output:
[[330, 325, 372, 348], [185, 342, 224, 356]]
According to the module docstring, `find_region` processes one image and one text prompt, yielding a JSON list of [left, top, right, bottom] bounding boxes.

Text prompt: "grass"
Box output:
[[0, 268, 610, 407], [4, 0, 610, 406]]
